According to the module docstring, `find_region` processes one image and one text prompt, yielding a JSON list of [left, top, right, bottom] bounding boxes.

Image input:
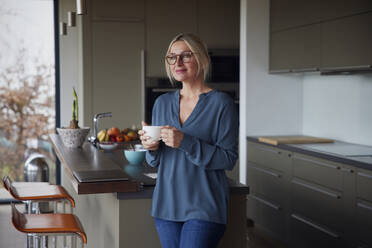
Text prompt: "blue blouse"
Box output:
[[146, 89, 238, 224]]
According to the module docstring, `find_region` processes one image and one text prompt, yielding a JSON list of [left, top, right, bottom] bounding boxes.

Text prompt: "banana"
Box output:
[[104, 132, 110, 142], [97, 129, 107, 142]]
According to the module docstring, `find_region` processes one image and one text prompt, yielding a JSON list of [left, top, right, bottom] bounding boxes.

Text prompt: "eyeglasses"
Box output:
[[165, 51, 195, 65]]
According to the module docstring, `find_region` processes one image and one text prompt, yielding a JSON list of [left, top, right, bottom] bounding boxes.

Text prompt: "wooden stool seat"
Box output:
[[2, 175, 75, 207], [12, 203, 87, 245]]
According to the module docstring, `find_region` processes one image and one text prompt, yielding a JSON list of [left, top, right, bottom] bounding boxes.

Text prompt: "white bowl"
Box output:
[[99, 142, 118, 151]]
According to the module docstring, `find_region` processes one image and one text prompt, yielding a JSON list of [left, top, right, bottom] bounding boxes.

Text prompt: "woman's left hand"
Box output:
[[160, 126, 184, 148]]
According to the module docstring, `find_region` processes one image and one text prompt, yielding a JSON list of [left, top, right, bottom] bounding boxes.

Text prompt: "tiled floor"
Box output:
[[0, 201, 284, 248]]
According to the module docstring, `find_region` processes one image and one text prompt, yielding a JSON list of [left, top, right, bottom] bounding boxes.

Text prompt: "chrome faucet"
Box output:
[[88, 112, 112, 145]]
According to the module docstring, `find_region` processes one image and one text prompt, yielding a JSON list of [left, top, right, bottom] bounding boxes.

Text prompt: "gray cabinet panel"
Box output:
[[270, 0, 323, 32], [270, 24, 320, 72], [91, 0, 144, 21], [320, 0, 372, 22], [291, 178, 343, 231], [91, 22, 144, 128], [293, 154, 342, 191], [247, 194, 286, 241], [290, 213, 346, 248], [356, 199, 372, 246], [270, 0, 372, 32], [247, 163, 288, 206], [321, 12, 372, 69], [247, 142, 291, 172], [356, 169, 372, 202]]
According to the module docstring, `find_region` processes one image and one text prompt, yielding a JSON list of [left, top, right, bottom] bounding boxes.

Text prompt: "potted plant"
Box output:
[[56, 88, 90, 148]]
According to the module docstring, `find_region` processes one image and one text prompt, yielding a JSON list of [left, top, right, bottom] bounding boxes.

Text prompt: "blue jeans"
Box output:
[[154, 218, 226, 248]]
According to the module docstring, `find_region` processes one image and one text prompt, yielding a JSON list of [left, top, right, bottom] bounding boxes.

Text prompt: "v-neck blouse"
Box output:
[[146, 89, 239, 224]]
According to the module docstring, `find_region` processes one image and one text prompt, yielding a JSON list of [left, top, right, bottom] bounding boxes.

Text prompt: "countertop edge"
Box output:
[[246, 136, 372, 170]]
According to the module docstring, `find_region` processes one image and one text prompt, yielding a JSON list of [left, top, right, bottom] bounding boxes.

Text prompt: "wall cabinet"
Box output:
[[270, 24, 320, 72], [270, 0, 372, 32], [321, 12, 372, 70], [269, 0, 372, 73], [246, 140, 371, 247]]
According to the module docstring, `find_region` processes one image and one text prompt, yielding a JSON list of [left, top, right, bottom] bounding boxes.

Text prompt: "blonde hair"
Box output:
[[165, 33, 210, 84]]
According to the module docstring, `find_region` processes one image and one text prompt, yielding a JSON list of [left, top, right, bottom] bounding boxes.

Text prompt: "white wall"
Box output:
[[59, 0, 81, 127], [303, 73, 372, 146], [239, 0, 303, 184]]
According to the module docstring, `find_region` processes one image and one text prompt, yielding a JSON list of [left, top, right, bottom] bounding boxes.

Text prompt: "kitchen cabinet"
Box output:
[[270, 0, 372, 32], [270, 0, 372, 73], [91, 0, 144, 21], [246, 138, 372, 247], [246, 141, 291, 243], [91, 21, 145, 128], [270, 0, 323, 32], [321, 12, 372, 70], [355, 168, 372, 246], [270, 24, 321, 72]]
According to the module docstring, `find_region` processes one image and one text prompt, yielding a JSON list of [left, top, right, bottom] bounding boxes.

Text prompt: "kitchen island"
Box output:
[[50, 134, 249, 248]]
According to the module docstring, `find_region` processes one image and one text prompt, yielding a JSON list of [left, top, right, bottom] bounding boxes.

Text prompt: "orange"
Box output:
[[108, 127, 120, 137]]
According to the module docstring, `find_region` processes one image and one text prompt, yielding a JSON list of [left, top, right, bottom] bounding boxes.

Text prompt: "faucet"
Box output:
[[88, 112, 112, 145]]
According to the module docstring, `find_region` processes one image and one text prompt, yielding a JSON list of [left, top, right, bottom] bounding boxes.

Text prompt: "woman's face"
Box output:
[[168, 41, 199, 83]]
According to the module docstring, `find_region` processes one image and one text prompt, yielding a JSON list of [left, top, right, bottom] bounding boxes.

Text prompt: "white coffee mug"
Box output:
[[142, 126, 162, 142]]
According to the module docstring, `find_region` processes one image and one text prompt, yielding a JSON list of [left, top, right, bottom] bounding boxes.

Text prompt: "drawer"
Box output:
[[247, 142, 291, 173], [356, 199, 372, 246], [247, 163, 289, 206], [291, 178, 343, 230], [247, 193, 286, 242], [293, 153, 343, 191], [356, 169, 372, 202], [290, 213, 346, 248]]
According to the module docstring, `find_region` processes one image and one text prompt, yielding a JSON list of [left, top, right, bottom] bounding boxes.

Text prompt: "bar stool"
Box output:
[[11, 203, 87, 248], [2, 175, 75, 247]]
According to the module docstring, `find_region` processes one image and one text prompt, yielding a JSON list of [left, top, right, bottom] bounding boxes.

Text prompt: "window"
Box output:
[[0, 0, 57, 199]]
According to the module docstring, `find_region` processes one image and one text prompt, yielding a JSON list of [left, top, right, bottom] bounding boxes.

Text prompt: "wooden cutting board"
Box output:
[[258, 135, 334, 146]]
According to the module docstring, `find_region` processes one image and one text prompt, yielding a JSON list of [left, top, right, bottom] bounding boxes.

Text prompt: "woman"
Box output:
[[139, 33, 238, 248]]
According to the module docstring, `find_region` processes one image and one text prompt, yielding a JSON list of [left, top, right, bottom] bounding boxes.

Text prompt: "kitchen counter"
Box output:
[[247, 136, 372, 170], [50, 134, 249, 197], [50, 133, 248, 248]]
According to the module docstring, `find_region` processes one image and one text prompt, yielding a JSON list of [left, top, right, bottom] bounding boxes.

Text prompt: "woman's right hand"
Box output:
[[138, 121, 160, 151]]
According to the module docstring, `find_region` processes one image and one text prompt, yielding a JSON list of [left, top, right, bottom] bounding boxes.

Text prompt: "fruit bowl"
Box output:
[[99, 142, 118, 151]]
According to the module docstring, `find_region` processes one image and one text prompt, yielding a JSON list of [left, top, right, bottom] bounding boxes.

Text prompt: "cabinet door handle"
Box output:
[[292, 67, 319, 72], [294, 155, 340, 170], [269, 69, 291, 73], [340, 168, 354, 173], [291, 214, 340, 239], [321, 65, 372, 71], [357, 202, 372, 212], [249, 165, 281, 178], [248, 194, 281, 211], [357, 172, 372, 180], [292, 179, 341, 199]]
